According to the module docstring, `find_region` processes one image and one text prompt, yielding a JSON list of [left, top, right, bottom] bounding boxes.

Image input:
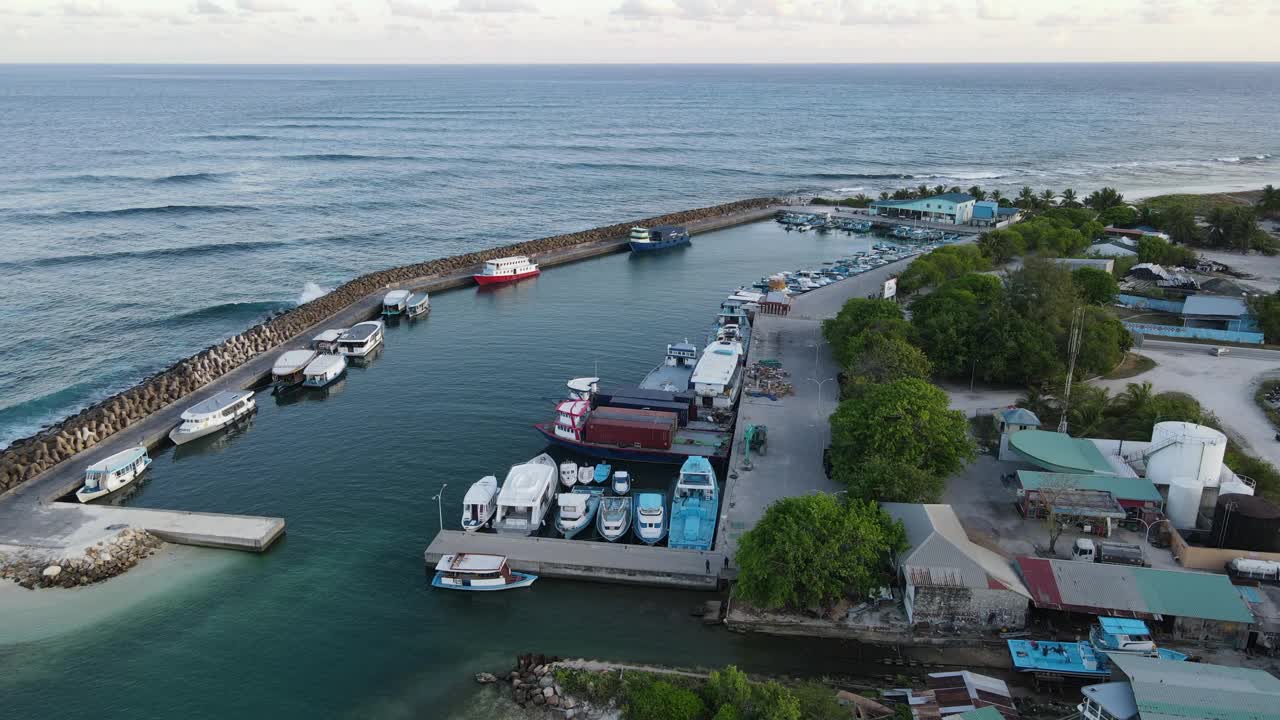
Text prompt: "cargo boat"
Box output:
[[639, 342, 699, 392], [628, 225, 691, 253], [534, 399, 730, 463]]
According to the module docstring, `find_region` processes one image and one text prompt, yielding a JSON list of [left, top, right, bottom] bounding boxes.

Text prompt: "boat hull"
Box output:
[[431, 571, 538, 591], [534, 424, 728, 463], [168, 404, 255, 446], [629, 237, 690, 253], [76, 457, 151, 503], [303, 367, 346, 389], [474, 269, 540, 285]]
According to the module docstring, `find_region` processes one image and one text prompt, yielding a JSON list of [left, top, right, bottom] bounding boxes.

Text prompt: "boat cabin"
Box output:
[[382, 290, 410, 316], [338, 321, 384, 357], [553, 399, 591, 441], [406, 292, 430, 318], [557, 492, 589, 521], [178, 390, 254, 430], [462, 476, 498, 530], [1090, 618, 1157, 655], [83, 447, 149, 489], [272, 349, 318, 386], [311, 329, 347, 354], [433, 553, 517, 588], [566, 377, 599, 401], [478, 256, 537, 279]]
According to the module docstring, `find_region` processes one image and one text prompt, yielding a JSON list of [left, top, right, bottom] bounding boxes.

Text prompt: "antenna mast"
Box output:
[[1057, 306, 1085, 434]]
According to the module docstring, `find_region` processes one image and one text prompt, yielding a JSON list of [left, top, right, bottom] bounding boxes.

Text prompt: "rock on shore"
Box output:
[[0, 197, 775, 494], [0, 528, 163, 589]]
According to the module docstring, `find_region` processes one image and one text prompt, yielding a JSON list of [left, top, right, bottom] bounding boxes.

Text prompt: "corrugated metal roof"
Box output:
[[1016, 557, 1255, 623], [1110, 654, 1280, 720], [1183, 294, 1250, 318], [955, 708, 1006, 720], [1000, 407, 1041, 426], [1016, 471, 1162, 503], [1008, 431, 1116, 474], [883, 504, 1030, 597]]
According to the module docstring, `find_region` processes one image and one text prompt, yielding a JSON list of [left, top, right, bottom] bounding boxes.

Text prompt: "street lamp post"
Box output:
[[431, 483, 448, 534], [808, 376, 837, 458], [1134, 517, 1171, 546]]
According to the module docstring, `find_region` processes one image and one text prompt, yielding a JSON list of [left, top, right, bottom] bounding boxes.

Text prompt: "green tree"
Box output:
[[1072, 266, 1120, 305], [751, 682, 802, 720], [1261, 184, 1280, 213], [977, 228, 1024, 263], [1040, 189, 1056, 208], [1100, 205, 1138, 228], [829, 378, 976, 482], [840, 456, 944, 504], [734, 495, 905, 610], [841, 331, 932, 393], [933, 184, 947, 196], [1016, 185, 1037, 209], [1065, 384, 1111, 437], [1157, 203, 1199, 246], [968, 185, 987, 201], [626, 681, 705, 720], [706, 666, 752, 711], [1061, 188, 1080, 208], [1086, 186, 1125, 212], [789, 683, 848, 720], [1249, 292, 1280, 343], [713, 706, 743, 720], [822, 298, 906, 363]]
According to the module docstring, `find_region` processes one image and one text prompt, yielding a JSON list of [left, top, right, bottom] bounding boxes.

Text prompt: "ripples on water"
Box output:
[[1, 63, 1278, 447]]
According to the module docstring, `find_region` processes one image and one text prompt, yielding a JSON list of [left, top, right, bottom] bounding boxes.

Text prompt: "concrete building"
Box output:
[[1181, 294, 1260, 333], [883, 503, 1031, 629], [971, 201, 1023, 227], [996, 407, 1040, 462], [1015, 471, 1164, 519], [870, 193, 976, 225], [1079, 654, 1280, 720], [1052, 257, 1115, 274]]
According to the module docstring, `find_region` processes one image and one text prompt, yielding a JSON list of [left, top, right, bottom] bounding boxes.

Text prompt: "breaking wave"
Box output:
[[1, 238, 290, 271], [39, 204, 257, 221], [297, 282, 330, 305]]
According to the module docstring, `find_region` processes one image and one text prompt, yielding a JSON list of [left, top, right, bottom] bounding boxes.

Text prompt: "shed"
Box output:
[[1016, 471, 1163, 514], [1182, 294, 1258, 332], [758, 290, 791, 316], [996, 408, 1041, 462], [883, 504, 1030, 629], [1105, 654, 1280, 720], [927, 671, 1018, 719], [1008, 430, 1116, 475]]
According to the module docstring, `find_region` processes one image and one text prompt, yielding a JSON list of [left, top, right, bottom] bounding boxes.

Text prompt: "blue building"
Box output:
[[1181, 295, 1260, 333], [869, 192, 976, 225], [972, 200, 1023, 226]]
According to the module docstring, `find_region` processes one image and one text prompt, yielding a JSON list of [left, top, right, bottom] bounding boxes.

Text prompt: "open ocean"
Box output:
[[1, 63, 1278, 448]]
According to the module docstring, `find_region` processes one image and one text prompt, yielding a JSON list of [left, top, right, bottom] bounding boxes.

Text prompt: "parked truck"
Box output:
[[1071, 539, 1149, 567]]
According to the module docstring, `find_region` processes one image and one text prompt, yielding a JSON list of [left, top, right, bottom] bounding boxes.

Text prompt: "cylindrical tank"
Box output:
[[1213, 492, 1280, 551], [1167, 475, 1203, 530], [1147, 421, 1227, 490]]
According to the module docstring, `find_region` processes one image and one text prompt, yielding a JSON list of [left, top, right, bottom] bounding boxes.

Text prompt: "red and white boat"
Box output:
[[474, 256, 540, 286]]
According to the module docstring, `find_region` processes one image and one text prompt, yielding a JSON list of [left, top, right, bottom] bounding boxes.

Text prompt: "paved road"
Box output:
[[1141, 338, 1280, 361]]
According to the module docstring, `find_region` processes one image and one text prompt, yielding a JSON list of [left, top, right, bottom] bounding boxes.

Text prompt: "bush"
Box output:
[[706, 666, 752, 711], [751, 681, 801, 720], [625, 680, 705, 720], [790, 682, 848, 720], [1073, 267, 1120, 305]]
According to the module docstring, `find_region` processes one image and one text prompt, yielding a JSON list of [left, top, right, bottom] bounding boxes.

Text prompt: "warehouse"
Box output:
[[1079, 654, 1280, 720]]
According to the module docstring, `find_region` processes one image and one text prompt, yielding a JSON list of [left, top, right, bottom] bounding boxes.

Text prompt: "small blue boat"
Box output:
[[593, 463, 612, 484], [668, 456, 719, 551], [629, 225, 691, 253], [431, 553, 537, 591], [634, 491, 668, 545], [1007, 639, 1110, 679]]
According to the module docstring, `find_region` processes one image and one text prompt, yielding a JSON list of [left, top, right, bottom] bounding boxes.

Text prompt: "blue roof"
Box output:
[[871, 192, 976, 208], [997, 207, 1020, 216], [1000, 407, 1041, 426], [1183, 295, 1249, 318], [1099, 617, 1151, 635]]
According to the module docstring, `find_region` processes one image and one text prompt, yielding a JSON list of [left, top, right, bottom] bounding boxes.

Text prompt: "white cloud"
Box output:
[[976, 0, 1016, 20], [455, 0, 536, 12], [1139, 0, 1183, 23], [614, 0, 682, 17], [1036, 12, 1081, 27], [843, 0, 951, 25], [236, 0, 295, 12], [62, 1, 121, 17], [193, 0, 228, 14], [388, 0, 436, 18]]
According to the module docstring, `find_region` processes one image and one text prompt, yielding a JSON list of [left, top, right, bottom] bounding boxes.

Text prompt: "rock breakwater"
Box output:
[[0, 198, 775, 494], [1, 528, 163, 589]]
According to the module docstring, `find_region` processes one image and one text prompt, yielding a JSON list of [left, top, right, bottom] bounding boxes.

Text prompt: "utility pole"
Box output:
[[1057, 306, 1085, 434]]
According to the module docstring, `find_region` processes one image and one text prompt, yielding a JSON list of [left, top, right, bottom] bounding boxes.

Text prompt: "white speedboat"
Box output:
[[311, 329, 347, 354], [612, 470, 631, 495], [406, 291, 430, 318], [382, 289, 410, 317], [577, 465, 594, 486], [461, 476, 499, 532], [493, 453, 558, 535], [555, 487, 602, 539], [76, 447, 151, 503], [168, 390, 256, 446], [337, 321, 384, 358], [559, 460, 578, 488], [302, 353, 346, 389], [272, 349, 317, 390], [634, 491, 668, 545], [598, 496, 633, 542]]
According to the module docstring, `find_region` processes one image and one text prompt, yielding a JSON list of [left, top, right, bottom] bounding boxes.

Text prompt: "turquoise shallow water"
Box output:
[[0, 222, 897, 719]]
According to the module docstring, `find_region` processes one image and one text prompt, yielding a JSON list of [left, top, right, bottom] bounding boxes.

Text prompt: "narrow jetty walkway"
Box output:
[[0, 502, 283, 555]]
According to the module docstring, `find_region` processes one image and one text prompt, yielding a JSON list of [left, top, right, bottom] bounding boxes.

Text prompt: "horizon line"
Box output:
[[2, 60, 1279, 66]]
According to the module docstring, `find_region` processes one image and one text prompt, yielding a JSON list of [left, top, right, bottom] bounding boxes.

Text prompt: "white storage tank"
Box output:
[[1147, 421, 1227, 490], [1167, 475, 1203, 530]]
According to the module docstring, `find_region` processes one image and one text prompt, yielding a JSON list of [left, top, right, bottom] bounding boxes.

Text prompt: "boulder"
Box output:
[[474, 672, 497, 684], [42, 565, 62, 578]]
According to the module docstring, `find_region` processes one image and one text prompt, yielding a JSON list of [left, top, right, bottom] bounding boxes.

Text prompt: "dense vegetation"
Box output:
[[734, 494, 905, 610], [554, 665, 848, 720], [1248, 292, 1280, 343], [896, 245, 989, 294]]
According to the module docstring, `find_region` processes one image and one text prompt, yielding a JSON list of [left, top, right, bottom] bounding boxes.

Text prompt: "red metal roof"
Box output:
[[1016, 557, 1063, 606]]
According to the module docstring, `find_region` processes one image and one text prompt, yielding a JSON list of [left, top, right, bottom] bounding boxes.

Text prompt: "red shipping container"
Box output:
[[585, 409, 676, 449]]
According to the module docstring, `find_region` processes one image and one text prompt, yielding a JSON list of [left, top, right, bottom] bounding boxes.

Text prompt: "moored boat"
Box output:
[[639, 342, 699, 393], [337, 321, 384, 358], [76, 447, 151, 503], [634, 491, 668, 545], [668, 456, 719, 551], [474, 256, 540, 286], [168, 390, 256, 446], [431, 553, 537, 591], [611, 470, 631, 495], [690, 337, 744, 411], [577, 465, 594, 485], [461, 476, 499, 532], [311, 329, 347, 354], [405, 291, 430, 318], [559, 460, 578, 488], [628, 225, 691, 253], [382, 289, 410, 317], [493, 453, 558, 535], [555, 486, 602, 539], [302, 353, 347, 389], [271, 349, 317, 390], [598, 495, 633, 542], [593, 463, 612, 485]]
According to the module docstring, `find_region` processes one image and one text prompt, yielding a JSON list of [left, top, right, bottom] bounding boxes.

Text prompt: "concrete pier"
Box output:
[[424, 530, 725, 589]]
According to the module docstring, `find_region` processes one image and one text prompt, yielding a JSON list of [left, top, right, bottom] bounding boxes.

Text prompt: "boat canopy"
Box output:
[[435, 553, 507, 574], [463, 476, 499, 505], [181, 390, 253, 420], [341, 321, 383, 342], [406, 291, 430, 307], [383, 289, 411, 305], [558, 493, 589, 510], [637, 493, 663, 515], [312, 329, 345, 345], [85, 446, 148, 475], [690, 340, 742, 387], [497, 456, 555, 507], [303, 354, 345, 377], [273, 349, 317, 375]]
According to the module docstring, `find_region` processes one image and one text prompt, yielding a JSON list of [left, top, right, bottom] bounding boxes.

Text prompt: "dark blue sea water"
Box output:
[[2, 64, 1278, 448], [2, 63, 1279, 448]]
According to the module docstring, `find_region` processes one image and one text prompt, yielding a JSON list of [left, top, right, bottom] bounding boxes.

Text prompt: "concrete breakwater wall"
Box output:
[[0, 197, 776, 494]]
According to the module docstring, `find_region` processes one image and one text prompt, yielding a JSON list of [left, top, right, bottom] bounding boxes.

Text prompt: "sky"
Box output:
[[0, 0, 1278, 63]]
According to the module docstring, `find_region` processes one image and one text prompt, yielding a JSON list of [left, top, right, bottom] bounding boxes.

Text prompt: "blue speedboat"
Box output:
[[629, 225, 691, 253], [634, 491, 668, 545], [668, 456, 719, 551], [593, 463, 612, 484]]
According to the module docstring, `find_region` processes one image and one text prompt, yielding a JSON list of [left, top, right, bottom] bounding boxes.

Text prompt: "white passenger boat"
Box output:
[[559, 460, 578, 488], [473, 256, 540, 286], [311, 329, 347, 354], [272, 349, 318, 389], [382, 289, 410, 317], [431, 553, 537, 591], [168, 390, 256, 446], [302, 353, 346, 389], [461, 476, 499, 532], [493, 453, 558, 535], [76, 447, 151, 503], [337, 321, 384, 358], [406, 291, 430, 318], [690, 337, 745, 410]]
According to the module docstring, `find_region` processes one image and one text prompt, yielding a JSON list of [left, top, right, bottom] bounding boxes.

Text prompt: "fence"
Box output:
[[1170, 530, 1280, 571], [1117, 294, 1185, 314], [1123, 322, 1264, 345]]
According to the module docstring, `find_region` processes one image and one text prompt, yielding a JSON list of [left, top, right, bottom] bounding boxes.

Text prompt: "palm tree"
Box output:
[[1085, 187, 1124, 211], [1206, 206, 1230, 247], [1017, 384, 1059, 425], [879, 191, 890, 200], [967, 185, 987, 201], [933, 184, 947, 196], [1261, 184, 1280, 212], [854, 193, 871, 207], [893, 188, 912, 200], [1016, 185, 1037, 209], [1060, 188, 1079, 208], [915, 183, 930, 198], [1137, 205, 1160, 228], [949, 186, 962, 194], [1040, 189, 1056, 209], [1068, 385, 1111, 437]]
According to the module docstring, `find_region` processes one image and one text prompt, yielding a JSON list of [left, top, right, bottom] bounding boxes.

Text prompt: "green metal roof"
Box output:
[[1008, 430, 1116, 474], [955, 708, 1004, 720], [1134, 566, 1256, 624], [1110, 654, 1280, 720], [1017, 471, 1162, 503]]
